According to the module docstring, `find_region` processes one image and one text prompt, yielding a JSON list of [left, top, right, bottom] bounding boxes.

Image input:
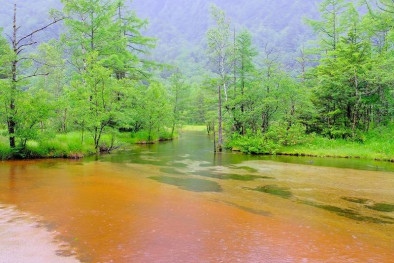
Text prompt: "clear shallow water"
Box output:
[[0, 131, 393, 262], [93, 132, 394, 172]]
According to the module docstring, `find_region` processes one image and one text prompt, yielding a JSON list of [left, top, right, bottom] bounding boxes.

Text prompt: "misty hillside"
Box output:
[[0, 0, 320, 68], [132, 0, 319, 49], [131, 0, 320, 68]]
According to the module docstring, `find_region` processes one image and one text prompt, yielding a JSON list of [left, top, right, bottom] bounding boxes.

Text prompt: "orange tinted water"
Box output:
[[0, 132, 393, 262]]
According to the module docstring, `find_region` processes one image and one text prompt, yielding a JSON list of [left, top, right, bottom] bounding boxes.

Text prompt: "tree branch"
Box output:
[[16, 18, 64, 47], [17, 72, 50, 82], [17, 41, 38, 51]]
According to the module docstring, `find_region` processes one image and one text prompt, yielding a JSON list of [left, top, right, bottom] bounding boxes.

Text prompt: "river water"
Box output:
[[0, 131, 393, 262]]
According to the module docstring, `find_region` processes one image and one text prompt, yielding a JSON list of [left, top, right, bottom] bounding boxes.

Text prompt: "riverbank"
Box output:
[[0, 130, 176, 160], [275, 136, 394, 162], [227, 125, 394, 162]]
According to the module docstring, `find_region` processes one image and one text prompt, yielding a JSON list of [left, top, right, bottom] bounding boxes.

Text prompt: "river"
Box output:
[[0, 131, 393, 262]]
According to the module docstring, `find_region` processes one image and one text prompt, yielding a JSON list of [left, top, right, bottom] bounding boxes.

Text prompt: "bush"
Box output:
[[226, 132, 279, 154], [265, 122, 306, 146], [227, 122, 307, 154]]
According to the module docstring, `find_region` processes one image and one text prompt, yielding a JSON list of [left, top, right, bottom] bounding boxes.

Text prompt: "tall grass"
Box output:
[[227, 124, 394, 161], [0, 129, 177, 160], [0, 136, 12, 160]]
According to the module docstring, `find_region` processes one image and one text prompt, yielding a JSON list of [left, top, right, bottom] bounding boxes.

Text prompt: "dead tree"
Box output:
[[6, 4, 63, 148]]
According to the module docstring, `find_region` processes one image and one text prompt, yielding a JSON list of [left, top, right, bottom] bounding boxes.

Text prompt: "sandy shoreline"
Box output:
[[0, 204, 79, 263]]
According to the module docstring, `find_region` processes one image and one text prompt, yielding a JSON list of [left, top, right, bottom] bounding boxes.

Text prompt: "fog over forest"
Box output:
[[0, 0, 320, 70]]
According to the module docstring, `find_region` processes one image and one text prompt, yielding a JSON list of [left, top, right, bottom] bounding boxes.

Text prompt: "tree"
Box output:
[[259, 43, 281, 133], [32, 42, 68, 132], [362, 0, 394, 127], [113, 0, 156, 80], [311, 3, 381, 138], [231, 29, 257, 134], [70, 52, 119, 150], [142, 82, 170, 142], [168, 71, 188, 136], [207, 5, 232, 151], [306, 0, 348, 52], [3, 4, 63, 148], [61, 0, 158, 145], [61, 0, 119, 71], [61, 0, 155, 79]]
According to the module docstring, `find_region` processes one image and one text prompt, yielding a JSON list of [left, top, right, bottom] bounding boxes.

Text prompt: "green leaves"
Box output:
[[308, 0, 394, 138]]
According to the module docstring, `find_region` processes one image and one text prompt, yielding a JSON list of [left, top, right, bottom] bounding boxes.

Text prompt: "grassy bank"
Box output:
[[0, 130, 176, 160], [277, 136, 393, 161], [227, 125, 394, 162]]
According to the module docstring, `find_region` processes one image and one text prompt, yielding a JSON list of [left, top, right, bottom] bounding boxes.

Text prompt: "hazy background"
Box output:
[[0, 0, 321, 73]]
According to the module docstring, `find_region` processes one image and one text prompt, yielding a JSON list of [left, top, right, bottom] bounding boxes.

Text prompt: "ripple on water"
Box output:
[[0, 205, 79, 263]]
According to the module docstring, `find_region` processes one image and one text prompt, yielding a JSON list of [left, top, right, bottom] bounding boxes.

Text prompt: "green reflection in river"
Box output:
[[89, 131, 394, 172], [193, 170, 274, 181], [247, 185, 293, 199], [149, 176, 222, 192], [299, 200, 393, 224]]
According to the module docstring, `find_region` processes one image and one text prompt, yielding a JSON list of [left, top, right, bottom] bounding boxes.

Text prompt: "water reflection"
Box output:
[[92, 131, 394, 172], [149, 176, 222, 192]]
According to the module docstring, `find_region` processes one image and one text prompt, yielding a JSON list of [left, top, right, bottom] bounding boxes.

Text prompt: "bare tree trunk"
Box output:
[[62, 108, 67, 133], [81, 121, 85, 144], [218, 86, 223, 151], [352, 72, 360, 138], [8, 4, 17, 148], [233, 27, 237, 98], [241, 53, 245, 135]]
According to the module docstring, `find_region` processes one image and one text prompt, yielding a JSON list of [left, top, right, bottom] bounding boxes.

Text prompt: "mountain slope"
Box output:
[[0, 0, 321, 71], [131, 0, 320, 65]]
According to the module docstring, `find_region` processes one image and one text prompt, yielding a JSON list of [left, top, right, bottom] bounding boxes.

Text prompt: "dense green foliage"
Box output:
[[204, 0, 393, 159], [0, 0, 393, 161], [0, 0, 189, 159]]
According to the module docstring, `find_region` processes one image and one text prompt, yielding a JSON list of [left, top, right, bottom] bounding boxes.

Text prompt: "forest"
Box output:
[[0, 0, 393, 161]]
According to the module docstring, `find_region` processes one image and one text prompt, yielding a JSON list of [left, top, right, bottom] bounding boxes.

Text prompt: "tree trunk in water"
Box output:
[[206, 123, 211, 135], [241, 55, 245, 135], [213, 120, 216, 153], [218, 86, 223, 152], [171, 123, 176, 137]]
